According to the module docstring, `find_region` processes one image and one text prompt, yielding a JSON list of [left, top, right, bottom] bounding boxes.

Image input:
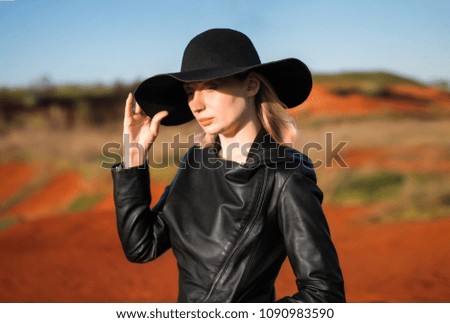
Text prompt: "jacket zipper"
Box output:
[[200, 167, 270, 302]]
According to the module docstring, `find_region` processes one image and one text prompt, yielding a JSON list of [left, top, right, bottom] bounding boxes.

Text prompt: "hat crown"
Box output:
[[181, 28, 261, 72]]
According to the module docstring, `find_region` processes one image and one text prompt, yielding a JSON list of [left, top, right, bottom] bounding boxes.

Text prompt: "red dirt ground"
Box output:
[[1, 182, 450, 302], [8, 171, 83, 221], [0, 202, 449, 302], [0, 163, 36, 202]]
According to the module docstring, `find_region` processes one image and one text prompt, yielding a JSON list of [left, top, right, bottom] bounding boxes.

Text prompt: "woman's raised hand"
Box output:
[[123, 93, 168, 168]]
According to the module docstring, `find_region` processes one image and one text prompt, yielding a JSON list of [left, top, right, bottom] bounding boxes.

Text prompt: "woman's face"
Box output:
[[183, 75, 258, 137]]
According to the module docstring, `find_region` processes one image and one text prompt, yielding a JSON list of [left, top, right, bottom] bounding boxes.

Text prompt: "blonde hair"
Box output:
[[196, 72, 298, 147]]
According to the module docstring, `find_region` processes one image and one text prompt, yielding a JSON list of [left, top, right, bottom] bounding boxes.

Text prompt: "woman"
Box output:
[[112, 28, 345, 302]]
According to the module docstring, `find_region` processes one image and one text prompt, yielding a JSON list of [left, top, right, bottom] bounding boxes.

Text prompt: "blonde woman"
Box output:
[[112, 28, 345, 302]]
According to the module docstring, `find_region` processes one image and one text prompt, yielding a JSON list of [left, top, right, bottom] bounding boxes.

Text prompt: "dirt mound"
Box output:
[[0, 163, 37, 203], [391, 84, 450, 107], [8, 171, 83, 221], [297, 84, 450, 117]]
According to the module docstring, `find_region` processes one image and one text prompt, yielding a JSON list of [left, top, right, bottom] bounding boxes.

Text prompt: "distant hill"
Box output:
[[313, 71, 423, 86], [2, 71, 447, 129]]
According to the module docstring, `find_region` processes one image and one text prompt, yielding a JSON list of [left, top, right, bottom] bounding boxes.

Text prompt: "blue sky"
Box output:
[[0, 0, 449, 86]]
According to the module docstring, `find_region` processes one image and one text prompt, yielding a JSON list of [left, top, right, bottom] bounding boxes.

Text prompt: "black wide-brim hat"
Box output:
[[135, 28, 312, 126]]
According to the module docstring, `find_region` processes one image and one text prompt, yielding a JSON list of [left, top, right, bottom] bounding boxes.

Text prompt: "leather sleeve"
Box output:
[[111, 163, 171, 263], [276, 169, 346, 302]]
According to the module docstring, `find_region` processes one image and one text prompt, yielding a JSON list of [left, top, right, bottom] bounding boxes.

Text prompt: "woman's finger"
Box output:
[[125, 93, 133, 118], [149, 110, 169, 137], [135, 101, 144, 115]]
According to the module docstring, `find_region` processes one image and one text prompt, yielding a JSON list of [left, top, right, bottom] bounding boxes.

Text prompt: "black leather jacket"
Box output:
[[112, 128, 345, 302]]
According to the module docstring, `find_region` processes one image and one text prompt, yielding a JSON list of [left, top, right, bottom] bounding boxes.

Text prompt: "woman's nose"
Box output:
[[189, 90, 205, 113]]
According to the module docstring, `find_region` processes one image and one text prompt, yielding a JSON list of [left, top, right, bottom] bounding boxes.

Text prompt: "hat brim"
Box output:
[[134, 58, 312, 126]]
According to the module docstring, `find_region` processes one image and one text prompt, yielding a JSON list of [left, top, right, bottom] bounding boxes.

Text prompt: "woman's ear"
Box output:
[[246, 73, 260, 97]]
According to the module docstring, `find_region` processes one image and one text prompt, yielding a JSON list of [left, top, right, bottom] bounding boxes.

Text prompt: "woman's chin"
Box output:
[[202, 124, 221, 135]]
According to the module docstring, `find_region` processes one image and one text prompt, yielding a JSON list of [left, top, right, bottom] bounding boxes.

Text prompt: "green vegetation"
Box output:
[[313, 71, 423, 86], [0, 87, 36, 107], [332, 170, 450, 223], [67, 193, 105, 213], [51, 83, 123, 99], [378, 204, 449, 223], [328, 83, 392, 97], [313, 71, 426, 98], [0, 81, 134, 101], [0, 217, 20, 232], [381, 173, 450, 223], [0, 172, 54, 212], [332, 171, 405, 205]]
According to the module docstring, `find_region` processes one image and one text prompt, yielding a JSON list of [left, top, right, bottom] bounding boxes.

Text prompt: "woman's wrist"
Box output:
[[123, 145, 148, 168]]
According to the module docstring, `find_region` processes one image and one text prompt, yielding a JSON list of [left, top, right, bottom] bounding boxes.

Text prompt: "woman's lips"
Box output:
[[198, 117, 214, 126]]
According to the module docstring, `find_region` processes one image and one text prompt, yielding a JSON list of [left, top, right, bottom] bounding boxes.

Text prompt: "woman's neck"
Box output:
[[217, 120, 262, 164]]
